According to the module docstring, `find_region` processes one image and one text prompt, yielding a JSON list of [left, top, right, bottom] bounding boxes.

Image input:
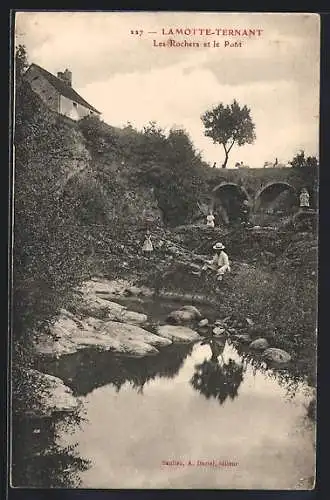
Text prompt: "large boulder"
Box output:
[[23, 369, 80, 418], [35, 313, 171, 358], [166, 305, 202, 324], [157, 325, 201, 342], [74, 295, 148, 326], [249, 338, 269, 351], [76, 295, 126, 319], [262, 348, 292, 364], [180, 305, 202, 319], [120, 310, 148, 326]]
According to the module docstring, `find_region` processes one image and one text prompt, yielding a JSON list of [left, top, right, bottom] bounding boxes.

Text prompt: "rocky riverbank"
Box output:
[[18, 225, 316, 423], [32, 276, 293, 363], [28, 274, 297, 418]]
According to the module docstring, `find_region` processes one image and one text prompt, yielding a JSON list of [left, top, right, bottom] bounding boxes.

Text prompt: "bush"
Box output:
[[13, 83, 99, 344]]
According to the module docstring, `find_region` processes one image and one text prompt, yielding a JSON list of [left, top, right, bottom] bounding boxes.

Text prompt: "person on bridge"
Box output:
[[202, 242, 231, 281]]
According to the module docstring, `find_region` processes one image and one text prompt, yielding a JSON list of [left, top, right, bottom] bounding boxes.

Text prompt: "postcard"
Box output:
[[11, 10, 318, 490]]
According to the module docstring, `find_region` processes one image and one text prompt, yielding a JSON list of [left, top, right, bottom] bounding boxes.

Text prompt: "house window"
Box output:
[[32, 76, 39, 81], [73, 102, 77, 107]]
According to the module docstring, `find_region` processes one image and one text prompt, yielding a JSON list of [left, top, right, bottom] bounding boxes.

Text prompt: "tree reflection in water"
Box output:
[[12, 410, 91, 488], [37, 342, 195, 396], [190, 338, 245, 405], [230, 339, 312, 400]]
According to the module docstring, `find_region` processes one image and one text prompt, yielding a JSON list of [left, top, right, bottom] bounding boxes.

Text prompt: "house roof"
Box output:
[[26, 63, 101, 114]]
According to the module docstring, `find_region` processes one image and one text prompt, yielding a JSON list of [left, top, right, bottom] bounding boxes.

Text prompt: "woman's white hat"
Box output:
[[213, 242, 225, 250]]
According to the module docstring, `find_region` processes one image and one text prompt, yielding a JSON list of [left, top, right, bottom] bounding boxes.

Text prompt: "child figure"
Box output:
[[142, 231, 153, 253], [206, 211, 215, 228]]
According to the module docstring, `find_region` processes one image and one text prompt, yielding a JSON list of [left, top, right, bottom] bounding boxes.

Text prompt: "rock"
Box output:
[[262, 348, 292, 364], [249, 338, 269, 351], [166, 305, 202, 325], [73, 295, 148, 326], [120, 310, 148, 326], [157, 325, 201, 343], [35, 316, 171, 358], [24, 369, 80, 418], [179, 305, 202, 319], [246, 318, 254, 326], [124, 286, 142, 297], [166, 310, 196, 324], [232, 334, 252, 343], [97, 321, 171, 355], [213, 327, 225, 336], [79, 278, 130, 298], [198, 318, 209, 327], [76, 295, 126, 319]]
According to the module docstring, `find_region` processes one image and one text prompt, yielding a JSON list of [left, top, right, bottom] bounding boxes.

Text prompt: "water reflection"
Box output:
[[56, 339, 315, 489], [11, 361, 93, 488], [38, 342, 194, 397], [230, 340, 314, 402], [12, 411, 91, 488], [190, 338, 245, 405]]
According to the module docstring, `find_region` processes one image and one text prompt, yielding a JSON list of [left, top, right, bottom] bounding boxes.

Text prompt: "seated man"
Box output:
[[202, 242, 231, 281]]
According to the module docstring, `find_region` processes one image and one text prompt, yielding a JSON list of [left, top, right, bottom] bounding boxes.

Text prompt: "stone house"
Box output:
[[24, 63, 101, 121]]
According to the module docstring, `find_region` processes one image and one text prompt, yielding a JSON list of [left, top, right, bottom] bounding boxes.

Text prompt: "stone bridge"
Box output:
[[201, 167, 317, 225]]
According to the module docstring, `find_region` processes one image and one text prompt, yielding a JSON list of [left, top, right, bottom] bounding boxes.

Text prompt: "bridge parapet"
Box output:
[[203, 166, 317, 224], [205, 167, 304, 198]]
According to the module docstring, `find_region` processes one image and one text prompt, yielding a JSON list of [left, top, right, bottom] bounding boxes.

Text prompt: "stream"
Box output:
[[31, 296, 316, 490], [34, 300, 315, 489]]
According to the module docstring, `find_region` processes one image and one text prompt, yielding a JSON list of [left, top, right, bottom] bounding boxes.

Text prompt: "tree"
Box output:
[[289, 150, 318, 169], [15, 44, 29, 84], [289, 150, 318, 208], [201, 99, 256, 168]]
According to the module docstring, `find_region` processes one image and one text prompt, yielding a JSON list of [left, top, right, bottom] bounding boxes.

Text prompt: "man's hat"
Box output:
[[213, 242, 225, 250]]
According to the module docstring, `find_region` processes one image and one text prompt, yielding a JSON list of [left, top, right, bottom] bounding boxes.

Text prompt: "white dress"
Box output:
[[206, 215, 215, 227], [300, 192, 310, 208], [142, 236, 153, 252]]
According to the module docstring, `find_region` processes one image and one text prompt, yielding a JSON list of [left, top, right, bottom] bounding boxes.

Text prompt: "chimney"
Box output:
[[57, 68, 72, 87]]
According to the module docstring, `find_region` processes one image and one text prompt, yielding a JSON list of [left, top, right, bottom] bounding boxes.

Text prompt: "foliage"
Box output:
[[15, 44, 29, 83], [289, 150, 318, 169], [14, 81, 97, 344], [289, 150, 318, 207], [79, 117, 207, 226], [201, 99, 256, 168]]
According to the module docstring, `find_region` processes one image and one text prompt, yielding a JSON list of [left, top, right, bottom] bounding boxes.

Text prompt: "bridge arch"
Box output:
[[211, 182, 251, 224], [254, 181, 297, 212]]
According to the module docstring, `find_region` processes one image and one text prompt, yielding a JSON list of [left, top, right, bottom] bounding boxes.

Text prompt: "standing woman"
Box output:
[[299, 188, 310, 209]]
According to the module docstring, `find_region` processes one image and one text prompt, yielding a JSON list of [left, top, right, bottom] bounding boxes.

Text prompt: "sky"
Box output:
[[15, 11, 320, 168]]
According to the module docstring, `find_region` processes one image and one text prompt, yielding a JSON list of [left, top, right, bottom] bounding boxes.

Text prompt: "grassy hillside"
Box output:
[[13, 82, 210, 353]]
